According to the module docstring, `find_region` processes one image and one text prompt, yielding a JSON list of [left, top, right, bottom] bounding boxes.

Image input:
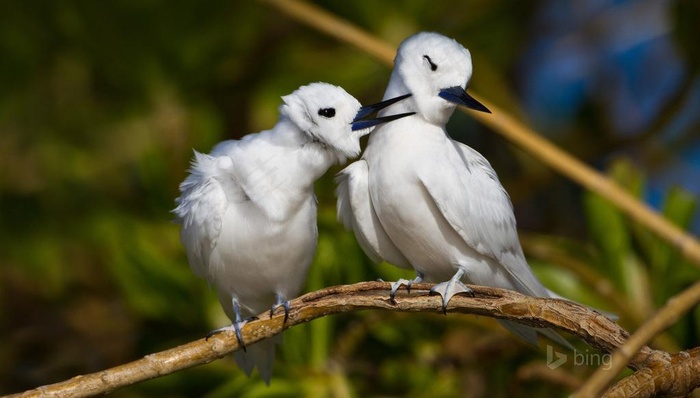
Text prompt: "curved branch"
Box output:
[[258, 0, 700, 267], [9, 282, 699, 398], [576, 279, 700, 397], [603, 347, 700, 398], [2, 282, 641, 398]]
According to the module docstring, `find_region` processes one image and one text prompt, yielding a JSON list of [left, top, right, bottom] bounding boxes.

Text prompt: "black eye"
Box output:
[[423, 55, 438, 71], [318, 108, 336, 118]]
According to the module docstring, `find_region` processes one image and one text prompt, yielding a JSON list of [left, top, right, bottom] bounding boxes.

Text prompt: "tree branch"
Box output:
[[8, 282, 698, 397], [0, 282, 641, 398], [603, 347, 700, 398], [576, 279, 700, 397]]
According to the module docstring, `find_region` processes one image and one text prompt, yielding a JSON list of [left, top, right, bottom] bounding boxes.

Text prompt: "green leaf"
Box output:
[[583, 191, 631, 290]]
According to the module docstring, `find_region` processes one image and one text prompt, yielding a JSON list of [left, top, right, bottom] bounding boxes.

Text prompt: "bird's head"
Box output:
[[281, 82, 412, 163], [389, 32, 490, 125]]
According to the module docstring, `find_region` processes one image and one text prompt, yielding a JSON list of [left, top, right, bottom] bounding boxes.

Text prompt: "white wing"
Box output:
[[416, 140, 548, 297], [173, 151, 232, 279], [336, 161, 412, 269]]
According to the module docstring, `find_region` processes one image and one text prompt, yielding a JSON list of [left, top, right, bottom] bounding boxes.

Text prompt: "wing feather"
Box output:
[[417, 140, 548, 297], [173, 151, 230, 278], [336, 161, 412, 269]]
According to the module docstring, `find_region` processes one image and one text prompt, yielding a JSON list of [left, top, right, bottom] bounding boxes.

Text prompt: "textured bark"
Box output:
[[5, 282, 699, 397], [603, 347, 700, 398]]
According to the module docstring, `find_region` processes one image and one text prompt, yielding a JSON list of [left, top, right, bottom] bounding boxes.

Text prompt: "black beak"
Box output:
[[351, 93, 415, 131], [438, 86, 491, 113]]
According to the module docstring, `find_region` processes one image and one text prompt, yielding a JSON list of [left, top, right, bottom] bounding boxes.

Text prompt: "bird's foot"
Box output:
[[389, 272, 424, 304], [206, 319, 252, 351], [429, 270, 472, 314], [205, 298, 254, 352], [269, 294, 290, 323]]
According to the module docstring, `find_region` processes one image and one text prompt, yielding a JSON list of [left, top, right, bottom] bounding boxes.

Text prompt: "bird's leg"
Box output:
[[206, 298, 250, 352], [429, 269, 473, 314], [389, 271, 425, 304], [405, 271, 425, 294], [269, 293, 290, 324]]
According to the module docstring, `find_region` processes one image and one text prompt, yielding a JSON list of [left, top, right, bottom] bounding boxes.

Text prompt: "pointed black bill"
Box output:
[[353, 93, 413, 122], [352, 111, 415, 131], [438, 86, 491, 113]]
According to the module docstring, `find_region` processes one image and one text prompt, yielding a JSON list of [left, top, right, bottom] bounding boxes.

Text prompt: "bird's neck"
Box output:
[[379, 70, 415, 116], [269, 119, 339, 187]]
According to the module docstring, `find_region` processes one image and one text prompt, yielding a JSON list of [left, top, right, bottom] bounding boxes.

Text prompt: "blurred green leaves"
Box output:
[[584, 159, 699, 309], [1, 1, 699, 397]]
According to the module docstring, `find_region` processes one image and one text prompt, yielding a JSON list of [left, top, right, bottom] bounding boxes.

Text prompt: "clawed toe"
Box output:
[[389, 272, 424, 304], [270, 294, 290, 323], [429, 270, 472, 314], [389, 278, 411, 304], [206, 320, 249, 352], [270, 301, 290, 323], [205, 297, 251, 351], [430, 281, 473, 314]]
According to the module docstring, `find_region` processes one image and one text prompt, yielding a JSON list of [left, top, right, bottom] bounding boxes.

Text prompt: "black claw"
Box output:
[[234, 322, 247, 352], [428, 287, 448, 315], [390, 281, 405, 305], [229, 299, 247, 352], [283, 301, 290, 324], [270, 295, 290, 324], [205, 321, 247, 352], [205, 329, 222, 341], [271, 301, 290, 323]]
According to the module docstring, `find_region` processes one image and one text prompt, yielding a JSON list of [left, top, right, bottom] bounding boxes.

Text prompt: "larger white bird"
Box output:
[[174, 82, 412, 384], [337, 32, 571, 347]]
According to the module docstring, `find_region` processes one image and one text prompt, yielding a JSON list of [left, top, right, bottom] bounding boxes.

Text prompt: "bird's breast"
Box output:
[[364, 121, 474, 278], [206, 195, 318, 310]]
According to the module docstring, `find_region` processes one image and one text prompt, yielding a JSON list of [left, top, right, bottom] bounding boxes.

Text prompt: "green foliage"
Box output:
[[582, 159, 698, 346], [1, 2, 698, 397]]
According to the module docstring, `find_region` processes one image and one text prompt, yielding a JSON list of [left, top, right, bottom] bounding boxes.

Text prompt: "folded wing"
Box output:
[[336, 160, 412, 269]]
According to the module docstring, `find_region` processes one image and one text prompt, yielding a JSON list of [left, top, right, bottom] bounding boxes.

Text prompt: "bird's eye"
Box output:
[[423, 55, 438, 71], [318, 108, 336, 118]]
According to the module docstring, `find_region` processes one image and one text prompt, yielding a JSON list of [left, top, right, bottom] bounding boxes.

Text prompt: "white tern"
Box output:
[[174, 82, 413, 384], [338, 32, 572, 347]]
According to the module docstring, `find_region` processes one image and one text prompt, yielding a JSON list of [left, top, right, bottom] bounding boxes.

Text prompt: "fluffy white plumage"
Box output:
[[336, 32, 572, 347], [174, 83, 374, 384]]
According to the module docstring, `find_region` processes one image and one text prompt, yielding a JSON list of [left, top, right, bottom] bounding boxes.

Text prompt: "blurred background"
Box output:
[[1, 0, 699, 396]]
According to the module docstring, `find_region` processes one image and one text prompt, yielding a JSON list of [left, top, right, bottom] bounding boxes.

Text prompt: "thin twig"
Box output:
[[258, 0, 700, 267], [575, 279, 700, 397]]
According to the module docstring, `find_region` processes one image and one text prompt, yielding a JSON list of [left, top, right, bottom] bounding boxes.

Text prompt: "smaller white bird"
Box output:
[[173, 82, 412, 384]]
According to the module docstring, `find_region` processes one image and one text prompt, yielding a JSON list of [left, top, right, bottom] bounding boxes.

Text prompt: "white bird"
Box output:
[[337, 32, 572, 347], [174, 82, 413, 384]]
